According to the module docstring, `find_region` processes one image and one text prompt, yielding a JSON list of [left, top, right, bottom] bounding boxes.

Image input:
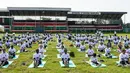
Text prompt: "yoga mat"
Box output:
[[13, 55, 19, 59], [2, 61, 13, 68], [102, 54, 118, 58], [85, 54, 88, 57], [86, 61, 106, 68], [116, 61, 120, 64], [57, 54, 61, 58], [16, 50, 20, 53], [28, 61, 46, 68], [42, 55, 47, 59], [59, 60, 76, 67], [77, 49, 85, 52], [57, 49, 60, 52]]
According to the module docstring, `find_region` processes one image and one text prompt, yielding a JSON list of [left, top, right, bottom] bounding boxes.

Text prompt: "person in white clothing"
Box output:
[[90, 53, 101, 66], [61, 50, 70, 66], [20, 42, 26, 52], [105, 46, 112, 58], [33, 49, 42, 67], [119, 50, 129, 66], [126, 47, 130, 55], [9, 45, 16, 58], [98, 42, 106, 52], [80, 43, 86, 51], [113, 39, 118, 45], [5, 40, 10, 48], [60, 47, 65, 56], [86, 45, 94, 57], [38, 45, 45, 57], [0, 49, 9, 66], [75, 40, 80, 47]]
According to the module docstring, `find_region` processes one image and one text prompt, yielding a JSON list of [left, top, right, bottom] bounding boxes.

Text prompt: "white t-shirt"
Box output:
[[113, 40, 118, 44], [119, 53, 129, 61], [98, 44, 106, 50], [0, 43, 2, 47], [90, 56, 98, 62], [13, 40, 17, 44], [9, 48, 16, 53], [87, 49, 94, 55], [88, 42, 95, 46], [126, 49, 130, 54], [60, 49, 64, 55], [33, 53, 42, 60], [80, 45, 85, 50], [105, 48, 111, 54], [38, 48, 45, 53], [61, 53, 70, 59], [21, 43, 26, 50], [5, 42, 10, 46], [76, 41, 81, 46], [1, 52, 9, 60]]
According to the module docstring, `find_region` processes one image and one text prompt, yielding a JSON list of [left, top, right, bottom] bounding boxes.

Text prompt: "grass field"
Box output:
[[0, 33, 130, 73]]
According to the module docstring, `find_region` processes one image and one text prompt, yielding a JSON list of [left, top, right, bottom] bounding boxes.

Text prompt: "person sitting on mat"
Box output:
[[118, 42, 123, 53], [57, 39, 62, 48], [60, 46, 65, 56], [90, 53, 101, 66], [86, 45, 94, 57], [38, 44, 45, 57], [75, 40, 81, 47], [80, 43, 86, 51], [107, 40, 112, 48], [29, 38, 32, 48], [113, 38, 119, 46], [118, 50, 129, 67], [126, 46, 130, 56], [105, 45, 112, 58], [124, 40, 128, 49], [98, 42, 106, 52], [8, 45, 16, 59], [88, 40, 95, 47], [0, 49, 9, 66], [85, 38, 89, 44], [13, 38, 17, 45], [25, 41, 29, 48], [61, 49, 70, 66], [20, 42, 26, 52], [0, 39, 2, 47], [127, 39, 130, 45], [5, 40, 10, 48], [33, 49, 42, 68]]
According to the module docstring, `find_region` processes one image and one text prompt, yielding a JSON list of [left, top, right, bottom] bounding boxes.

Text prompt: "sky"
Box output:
[[0, 0, 129, 23]]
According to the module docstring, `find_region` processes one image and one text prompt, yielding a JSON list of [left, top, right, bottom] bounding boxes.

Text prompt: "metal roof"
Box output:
[[0, 8, 9, 12], [0, 7, 127, 19], [8, 7, 71, 11], [67, 11, 127, 19]]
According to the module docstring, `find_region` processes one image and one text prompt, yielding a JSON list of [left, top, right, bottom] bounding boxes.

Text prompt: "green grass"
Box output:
[[0, 33, 130, 73]]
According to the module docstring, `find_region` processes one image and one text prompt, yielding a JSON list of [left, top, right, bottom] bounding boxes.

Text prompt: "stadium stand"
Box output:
[[0, 7, 127, 32]]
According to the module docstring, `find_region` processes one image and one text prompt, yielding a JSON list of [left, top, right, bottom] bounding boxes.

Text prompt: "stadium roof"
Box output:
[[8, 7, 71, 11], [0, 7, 127, 19], [67, 11, 127, 19], [8, 7, 71, 16]]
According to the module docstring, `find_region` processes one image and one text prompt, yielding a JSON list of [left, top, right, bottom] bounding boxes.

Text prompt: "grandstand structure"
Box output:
[[0, 7, 127, 33]]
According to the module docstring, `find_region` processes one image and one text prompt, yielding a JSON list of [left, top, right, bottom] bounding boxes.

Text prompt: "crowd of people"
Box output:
[[0, 31, 130, 68], [56, 31, 130, 67]]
